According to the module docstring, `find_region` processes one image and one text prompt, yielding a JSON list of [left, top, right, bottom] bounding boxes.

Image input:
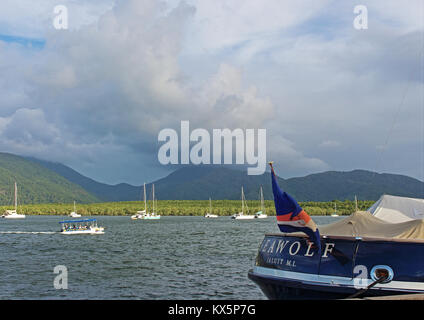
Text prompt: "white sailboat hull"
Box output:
[[142, 215, 160, 220], [205, 213, 218, 218], [255, 212, 268, 219], [2, 214, 25, 219], [69, 212, 81, 218], [132, 213, 160, 220], [232, 213, 255, 220]]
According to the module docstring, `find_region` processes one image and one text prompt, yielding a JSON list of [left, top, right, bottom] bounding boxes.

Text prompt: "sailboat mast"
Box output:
[[355, 195, 358, 211], [260, 186, 264, 213], [144, 183, 147, 212], [74, 201, 76, 213], [241, 187, 244, 215], [152, 184, 155, 213], [209, 197, 212, 213], [14, 182, 17, 212]]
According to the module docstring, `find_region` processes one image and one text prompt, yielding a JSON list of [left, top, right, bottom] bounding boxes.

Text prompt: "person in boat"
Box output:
[[269, 162, 321, 252]]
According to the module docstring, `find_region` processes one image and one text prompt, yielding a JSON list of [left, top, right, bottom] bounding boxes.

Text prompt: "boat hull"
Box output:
[[2, 214, 25, 219], [205, 214, 218, 218], [142, 216, 160, 220], [131, 214, 160, 220], [61, 230, 104, 235], [232, 214, 255, 220], [61, 231, 104, 235], [248, 233, 424, 299]]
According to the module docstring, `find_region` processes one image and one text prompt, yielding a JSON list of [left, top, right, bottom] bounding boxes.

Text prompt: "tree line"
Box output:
[[0, 199, 375, 216]]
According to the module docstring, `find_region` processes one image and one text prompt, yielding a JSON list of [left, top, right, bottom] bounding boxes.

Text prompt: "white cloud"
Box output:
[[182, 0, 331, 54], [0, 0, 422, 183]]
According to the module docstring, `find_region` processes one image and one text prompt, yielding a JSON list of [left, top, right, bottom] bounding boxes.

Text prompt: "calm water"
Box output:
[[0, 215, 340, 299]]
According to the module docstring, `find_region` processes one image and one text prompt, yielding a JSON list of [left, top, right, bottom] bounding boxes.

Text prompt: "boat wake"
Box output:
[[0, 231, 58, 234]]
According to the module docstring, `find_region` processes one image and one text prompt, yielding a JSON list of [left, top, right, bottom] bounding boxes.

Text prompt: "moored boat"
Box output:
[[248, 162, 424, 299], [231, 186, 255, 220], [132, 183, 161, 220], [131, 183, 148, 220], [254, 186, 267, 219], [205, 197, 218, 218], [69, 201, 81, 218], [330, 202, 339, 217], [248, 209, 424, 299], [1, 182, 25, 219]]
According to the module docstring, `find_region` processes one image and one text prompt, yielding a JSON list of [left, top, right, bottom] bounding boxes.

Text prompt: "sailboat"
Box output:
[[1, 182, 25, 219], [205, 197, 218, 218], [331, 202, 339, 217], [254, 186, 267, 219], [231, 187, 255, 220], [144, 184, 160, 220], [131, 183, 147, 220], [69, 201, 82, 218]]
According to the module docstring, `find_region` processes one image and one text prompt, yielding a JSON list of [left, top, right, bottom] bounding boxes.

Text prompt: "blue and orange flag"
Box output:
[[269, 162, 321, 252]]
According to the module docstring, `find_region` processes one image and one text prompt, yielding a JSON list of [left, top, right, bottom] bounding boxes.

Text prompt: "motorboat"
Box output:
[[69, 201, 81, 218], [231, 186, 255, 220], [205, 198, 218, 218], [1, 182, 25, 219], [59, 218, 104, 234], [254, 186, 267, 219], [248, 194, 424, 299]]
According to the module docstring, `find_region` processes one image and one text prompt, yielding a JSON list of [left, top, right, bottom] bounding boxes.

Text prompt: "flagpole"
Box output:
[[269, 161, 275, 175]]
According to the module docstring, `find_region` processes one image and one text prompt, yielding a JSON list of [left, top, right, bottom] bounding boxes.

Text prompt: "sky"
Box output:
[[0, 0, 422, 185]]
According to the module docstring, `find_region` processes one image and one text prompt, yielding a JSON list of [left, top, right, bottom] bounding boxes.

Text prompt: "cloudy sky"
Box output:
[[0, 0, 422, 185]]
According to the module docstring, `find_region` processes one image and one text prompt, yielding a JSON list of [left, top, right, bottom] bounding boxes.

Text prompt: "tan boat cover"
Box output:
[[319, 211, 424, 240]]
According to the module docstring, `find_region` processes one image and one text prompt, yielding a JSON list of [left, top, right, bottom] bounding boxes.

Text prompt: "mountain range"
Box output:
[[0, 152, 421, 204]]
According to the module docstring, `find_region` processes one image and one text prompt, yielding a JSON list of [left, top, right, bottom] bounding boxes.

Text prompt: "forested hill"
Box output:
[[0, 153, 99, 205], [30, 157, 424, 202]]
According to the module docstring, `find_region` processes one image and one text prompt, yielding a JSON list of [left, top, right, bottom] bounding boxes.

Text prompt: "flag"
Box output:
[[269, 162, 321, 252]]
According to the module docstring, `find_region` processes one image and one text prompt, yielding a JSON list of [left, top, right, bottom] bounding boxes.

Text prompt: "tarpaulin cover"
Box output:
[[319, 210, 424, 240]]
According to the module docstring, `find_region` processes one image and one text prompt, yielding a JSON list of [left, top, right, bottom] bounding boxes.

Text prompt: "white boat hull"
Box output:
[[142, 215, 160, 220], [2, 214, 25, 219], [232, 213, 255, 220], [205, 214, 218, 218], [69, 212, 81, 218], [61, 227, 104, 235], [131, 214, 160, 220]]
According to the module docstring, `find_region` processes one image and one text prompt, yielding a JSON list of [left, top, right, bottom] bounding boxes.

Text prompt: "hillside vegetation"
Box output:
[[0, 153, 100, 205]]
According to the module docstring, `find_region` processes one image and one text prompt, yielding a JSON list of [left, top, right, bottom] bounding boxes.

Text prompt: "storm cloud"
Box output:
[[0, 0, 422, 184]]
